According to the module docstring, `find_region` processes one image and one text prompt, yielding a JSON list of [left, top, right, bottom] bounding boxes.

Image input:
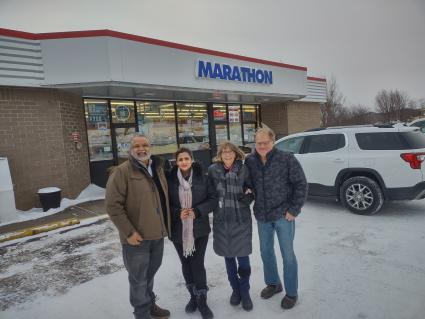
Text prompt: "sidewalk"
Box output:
[[0, 200, 107, 242]]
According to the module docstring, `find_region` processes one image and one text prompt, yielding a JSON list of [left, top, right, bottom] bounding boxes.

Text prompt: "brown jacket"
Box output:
[[105, 156, 171, 244]]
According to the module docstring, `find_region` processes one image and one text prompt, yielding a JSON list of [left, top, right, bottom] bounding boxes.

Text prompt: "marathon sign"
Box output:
[[196, 60, 273, 85]]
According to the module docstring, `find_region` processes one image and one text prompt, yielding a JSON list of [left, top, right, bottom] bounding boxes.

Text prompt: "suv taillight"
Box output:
[[400, 153, 425, 169]]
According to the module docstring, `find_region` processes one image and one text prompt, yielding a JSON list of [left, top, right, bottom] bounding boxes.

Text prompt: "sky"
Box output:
[[1, 0, 424, 108]]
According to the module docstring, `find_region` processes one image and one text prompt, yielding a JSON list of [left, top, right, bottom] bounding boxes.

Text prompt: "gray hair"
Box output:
[[255, 127, 275, 142], [129, 133, 150, 150], [213, 140, 245, 163]]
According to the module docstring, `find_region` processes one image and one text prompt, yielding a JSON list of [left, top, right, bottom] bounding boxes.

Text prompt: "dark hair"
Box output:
[[175, 147, 194, 160]]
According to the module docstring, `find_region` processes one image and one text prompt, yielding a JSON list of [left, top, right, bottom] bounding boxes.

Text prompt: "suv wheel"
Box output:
[[340, 176, 384, 215]]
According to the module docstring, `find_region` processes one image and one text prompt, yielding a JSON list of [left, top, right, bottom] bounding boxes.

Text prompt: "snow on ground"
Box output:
[[0, 184, 105, 226], [1, 198, 425, 319]]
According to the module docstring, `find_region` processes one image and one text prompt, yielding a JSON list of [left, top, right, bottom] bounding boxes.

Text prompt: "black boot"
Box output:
[[185, 284, 197, 313], [240, 290, 253, 311], [195, 288, 214, 319], [238, 266, 253, 311], [229, 288, 241, 306]]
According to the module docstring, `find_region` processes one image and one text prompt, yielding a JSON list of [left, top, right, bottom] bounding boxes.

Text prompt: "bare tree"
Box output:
[[375, 89, 392, 122], [347, 104, 372, 125], [321, 76, 345, 126], [375, 89, 409, 122], [392, 90, 408, 121]]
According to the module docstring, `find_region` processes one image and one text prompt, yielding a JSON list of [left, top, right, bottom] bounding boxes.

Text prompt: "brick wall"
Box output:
[[260, 102, 289, 139], [260, 101, 321, 138], [286, 101, 321, 134], [58, 91, 90, 199], [0, 86, 90, 210]]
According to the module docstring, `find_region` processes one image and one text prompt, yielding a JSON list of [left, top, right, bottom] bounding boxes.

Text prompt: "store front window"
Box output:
[[243, 123, 256, 144], [242, 105, 258, 149], [229, 104, 242, 147], [136, 102, 178, 155], [213, 104, 228, 145], [242, 105, 257, 122], [111, 100, 135, 124], [176, 103, 210, 151], [84, 98, 260, 186], [84, 99, 113, 161]]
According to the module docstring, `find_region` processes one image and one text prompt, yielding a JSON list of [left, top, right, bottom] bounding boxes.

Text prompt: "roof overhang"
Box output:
[[0, 28, 326, 103], [47, 81, 304, 103]]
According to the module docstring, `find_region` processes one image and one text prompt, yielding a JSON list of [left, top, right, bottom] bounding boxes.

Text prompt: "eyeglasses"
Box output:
[[222, 150, 234, 154], [255, 141, 273, 147]]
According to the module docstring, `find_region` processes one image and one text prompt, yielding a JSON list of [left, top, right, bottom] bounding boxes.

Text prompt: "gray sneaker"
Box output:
[[260, 284, 283, 299]]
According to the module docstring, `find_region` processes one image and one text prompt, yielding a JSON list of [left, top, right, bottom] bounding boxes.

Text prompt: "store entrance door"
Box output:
[[112, 126, 136, 165]]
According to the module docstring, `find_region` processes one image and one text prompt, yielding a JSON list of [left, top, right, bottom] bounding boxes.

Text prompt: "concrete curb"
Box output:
[[0, 218, 80, 243]]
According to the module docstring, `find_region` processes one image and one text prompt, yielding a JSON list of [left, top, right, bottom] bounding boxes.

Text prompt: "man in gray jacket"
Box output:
[[106, 134, 171, 319], [245, 127, 307, 310]]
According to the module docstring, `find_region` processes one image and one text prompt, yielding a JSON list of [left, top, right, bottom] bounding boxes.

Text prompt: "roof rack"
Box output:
[[327, 124, 374, 129], [373, 123, 394, 128], [304, 127, 326, 132], [304, 123, 408, 132]]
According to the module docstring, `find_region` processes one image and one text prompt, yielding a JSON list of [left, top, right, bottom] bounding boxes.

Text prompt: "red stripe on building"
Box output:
[[307, 76, 326, 82], [0, 28, 307, 71]]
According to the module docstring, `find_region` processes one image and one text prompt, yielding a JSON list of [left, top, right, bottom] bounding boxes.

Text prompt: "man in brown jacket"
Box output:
[[106, 134, 171, 319]]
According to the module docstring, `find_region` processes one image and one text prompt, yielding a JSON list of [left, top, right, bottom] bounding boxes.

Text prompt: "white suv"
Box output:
[[275, 125, 425, 215], [408, 118, 425, 132]]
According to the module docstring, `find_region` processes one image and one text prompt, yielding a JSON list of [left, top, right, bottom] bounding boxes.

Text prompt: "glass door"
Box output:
[[110, 100, 137, 165], [213, 104, 229, 146], [114, 127, 136, 164], [228, 104, 242, 147]]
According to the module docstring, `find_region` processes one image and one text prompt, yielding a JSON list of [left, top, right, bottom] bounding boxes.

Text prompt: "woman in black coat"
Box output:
[[208, 141, 254, 311], [167, 147, 217, 319]]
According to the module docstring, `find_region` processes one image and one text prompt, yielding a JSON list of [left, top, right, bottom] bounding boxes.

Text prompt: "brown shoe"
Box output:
[[260, 284, 283, 299], [281, 295, 298, 309], [150, 303, 170, 319]]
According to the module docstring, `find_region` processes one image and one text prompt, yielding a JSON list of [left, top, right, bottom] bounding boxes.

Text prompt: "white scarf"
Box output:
[[177, 168, 195, 257]]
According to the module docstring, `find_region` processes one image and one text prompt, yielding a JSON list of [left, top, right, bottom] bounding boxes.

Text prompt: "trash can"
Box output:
[[38, 187, 62, 212]]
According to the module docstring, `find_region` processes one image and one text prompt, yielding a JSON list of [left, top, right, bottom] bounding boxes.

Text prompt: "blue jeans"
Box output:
[[122, 239, 164, 319], [257, 217, 298, 297], [225, 256, 251, 292]]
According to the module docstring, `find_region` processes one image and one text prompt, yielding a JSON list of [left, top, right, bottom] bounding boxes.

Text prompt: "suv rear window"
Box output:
[[301, 134, 345, 153], [356, 131, 425, 150]]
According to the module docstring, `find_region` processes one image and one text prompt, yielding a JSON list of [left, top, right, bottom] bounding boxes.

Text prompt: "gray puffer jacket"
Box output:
[[208, 160, 254, 257], [245, 148, 307, 222]]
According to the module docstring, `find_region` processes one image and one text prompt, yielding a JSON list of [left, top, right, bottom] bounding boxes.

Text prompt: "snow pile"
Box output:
[[0, 184, 105, 226]]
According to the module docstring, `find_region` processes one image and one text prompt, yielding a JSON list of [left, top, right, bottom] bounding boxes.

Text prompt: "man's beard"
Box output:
[[131, 149, 151, 163]]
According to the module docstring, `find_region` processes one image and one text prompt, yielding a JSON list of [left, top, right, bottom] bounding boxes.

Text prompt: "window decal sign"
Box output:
[[116, 105, 130, 121]]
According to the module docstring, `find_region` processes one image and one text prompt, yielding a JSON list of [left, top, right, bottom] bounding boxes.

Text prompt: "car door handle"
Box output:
[[333, 158, 344, 163]]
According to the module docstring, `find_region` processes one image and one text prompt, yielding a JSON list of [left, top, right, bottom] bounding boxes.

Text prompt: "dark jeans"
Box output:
[[122, 239, 164, 319], [224, 256, 251, 292], [173, 235, 209, 290]]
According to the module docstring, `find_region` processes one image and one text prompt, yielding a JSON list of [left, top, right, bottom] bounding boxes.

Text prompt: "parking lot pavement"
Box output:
[[1, 198, 425, 319]]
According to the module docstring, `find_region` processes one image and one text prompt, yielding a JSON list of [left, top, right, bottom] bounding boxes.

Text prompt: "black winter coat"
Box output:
[[167, 162, 217, 243], [245, 148, 307, 222], [208, 161, 254, 257]]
